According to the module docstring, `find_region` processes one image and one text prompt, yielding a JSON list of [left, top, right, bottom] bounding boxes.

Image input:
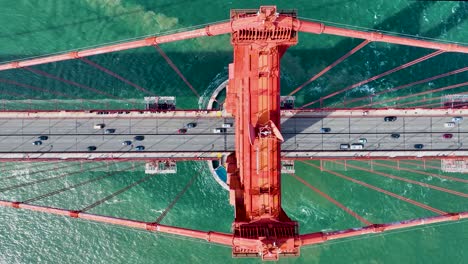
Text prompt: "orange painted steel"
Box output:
[[300, 212, 468, 246], [0, 5, 467, 261], [0, 199, 466, 256], [225, 7, 301, 260], [0, 199, 234, 246], [296, 20, 468, 53]]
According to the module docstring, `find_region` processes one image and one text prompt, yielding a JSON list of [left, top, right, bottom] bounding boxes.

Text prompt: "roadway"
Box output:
[[0, 115, 466, 160]]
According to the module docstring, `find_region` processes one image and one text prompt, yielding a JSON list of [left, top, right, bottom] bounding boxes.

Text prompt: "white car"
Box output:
[[93, 123, 105, 129], [452, 117, 463, 123], [444, 122, 455, 128], [359, 138, 367, 144], [222, 123, 233, 128], [213, 128, 227, 133], [351, 143, 364, 150]]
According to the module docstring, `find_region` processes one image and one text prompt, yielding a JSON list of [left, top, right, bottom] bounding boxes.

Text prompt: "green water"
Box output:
[[0, 0, 467, 263]]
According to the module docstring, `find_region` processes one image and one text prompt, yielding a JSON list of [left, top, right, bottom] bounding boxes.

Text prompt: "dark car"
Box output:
[[391, 133, 400, 139], [443, 133, 453, 139], [384, 116, 397, 122], [320, 128, 331, 133], [186, 122, 197, 128], [178, 128, 187, 134], [134, 135, 145, 141], [87, 146, 97, 151], [122, 140, 132, 146], [414, 144, 424, 149], [135, 145, 145, 151], [38, 135, 48, 140], [104, 128, 116, 134], [32, 141, 42, 146]]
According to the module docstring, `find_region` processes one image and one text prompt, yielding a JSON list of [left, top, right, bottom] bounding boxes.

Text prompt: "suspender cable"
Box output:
[[301, 50, 444, 108], [334, 161, 468, 198], [363, 82, 468, 108], [289, 173, 372, 225], [153, 45, 200, 98], [399, 160, 440, 170], [80, 173, 158, 212], [0, 78, 82, 100], [22, 164, 133, 204], [154, 172, 200, 224], [0, 161, 79, 181], [78, 57, 154, 96], [0, 162, 112, 193], [301, 161, 447, 215], [23, 67, 136, 105], [382, 161, 468, 183], [346, 67, 468, 107], [289, 40, 370, 96]]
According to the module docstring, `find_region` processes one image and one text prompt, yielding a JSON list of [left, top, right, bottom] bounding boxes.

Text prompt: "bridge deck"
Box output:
[[0, 111, 465, 159]]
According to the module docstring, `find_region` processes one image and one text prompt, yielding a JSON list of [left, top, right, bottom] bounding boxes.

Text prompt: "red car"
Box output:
[[442, 133, 453, 139], [178, 128, 187, 134]]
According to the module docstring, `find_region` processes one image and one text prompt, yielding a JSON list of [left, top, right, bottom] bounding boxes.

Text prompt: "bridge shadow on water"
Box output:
[[0, 2, 464, 112]]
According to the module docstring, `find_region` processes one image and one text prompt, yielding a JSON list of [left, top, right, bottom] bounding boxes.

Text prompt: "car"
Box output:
[[320, 128, 331, 133], [351, 143, 364, 150], [442, 133, 453, 139], [178, 128, 187, 134], [222, 123, 233, 128], [391, 133, 400, 139], [135, 145, 145, 151], [452, 116, 463, 123], [384, 116, 397, 122], [32, 141, 42, 146], [359, 138, 367, 144], [122, 140, 132, 146], [104, 129, 116, 134], [414, 144, 424, 149], [87, 146, 97, 151], [185, 122, 197, 128], [444, 122, 455, 128], [134, 135, 145, 141], [93, 124, 105, 129], [213, 128, 227, 133], [340, 144, 350, 150], [38, 135, 48, 140]]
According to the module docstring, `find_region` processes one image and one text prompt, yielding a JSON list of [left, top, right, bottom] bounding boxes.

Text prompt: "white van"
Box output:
[[444, 122, 455, 128], [213, 128, 227, 133], [93, 123, 105, 129], [351, 143, 364, 150], [340, 144, 350, 150]]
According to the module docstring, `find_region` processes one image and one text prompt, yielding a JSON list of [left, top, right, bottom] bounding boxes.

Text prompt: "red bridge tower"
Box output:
[[225, 6, 299, 260]]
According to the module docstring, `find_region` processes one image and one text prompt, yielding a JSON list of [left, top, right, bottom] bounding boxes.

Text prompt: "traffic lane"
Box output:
[[0, 134, 230, 152]]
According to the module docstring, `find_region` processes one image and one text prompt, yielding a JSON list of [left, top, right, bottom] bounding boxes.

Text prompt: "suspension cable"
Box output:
[[289, 173, 372, 225], [346, 67, 468, 107], [154, 172, 200, 224], [289, 40, 370, 96], [153, 45, 200, 98], [335, 161, 468, 198], [364, 82, 468, 107], [301, 161, 446, 215], [22, 164, 133, 204], [23, 67, 135, 105], [79, 57, 154, 96], [79, 173, 158, 212], [0, 161, 79, 181], [0, 162, 111, 193], [373, 161, 468, 184], [301, 50, 444, 108]]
